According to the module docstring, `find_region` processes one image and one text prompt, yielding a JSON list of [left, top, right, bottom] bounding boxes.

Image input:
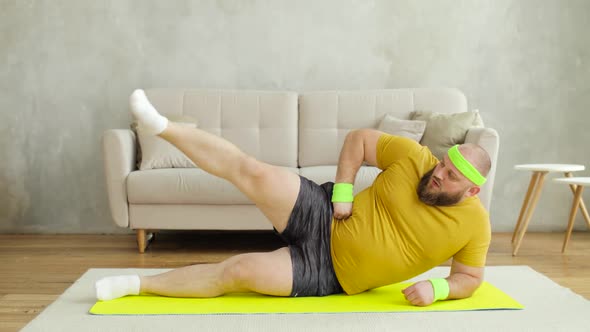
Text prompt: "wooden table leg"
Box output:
[[565, 172, 590, 229], [563, 185, 585, 252], [137, 229, 146, 254], [512, 172, 541, 244], [513, 172, 547, 256]]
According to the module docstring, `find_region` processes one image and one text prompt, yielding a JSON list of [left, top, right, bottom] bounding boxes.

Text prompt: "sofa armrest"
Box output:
[[465, 127, 500, 212], [102, 129, 137, 228]]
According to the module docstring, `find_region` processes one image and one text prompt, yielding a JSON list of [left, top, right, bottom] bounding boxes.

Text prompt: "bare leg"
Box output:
[[141, 247, 293, 297], [157, 123, 300, 232], [129, 89, 300, 232], [96, 91, 302, 301]]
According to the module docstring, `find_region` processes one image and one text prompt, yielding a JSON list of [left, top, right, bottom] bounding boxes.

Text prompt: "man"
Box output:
[[96, 89, 491, 307]]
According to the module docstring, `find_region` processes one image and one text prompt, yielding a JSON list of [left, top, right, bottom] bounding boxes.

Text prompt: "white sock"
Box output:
[[129, 89, 169, 135], [95, 275, 141, 301]]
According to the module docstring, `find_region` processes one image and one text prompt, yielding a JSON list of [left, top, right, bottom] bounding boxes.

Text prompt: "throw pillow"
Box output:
[[377, 114, 427, 143], [410, 110, 484, 160], [131, 115, 199, 170]]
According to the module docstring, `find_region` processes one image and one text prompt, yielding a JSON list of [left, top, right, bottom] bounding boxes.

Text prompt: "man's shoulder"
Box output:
[[457, 197, 491, 228], [462, 196, 488, 213], [378, 134, 438, 170]]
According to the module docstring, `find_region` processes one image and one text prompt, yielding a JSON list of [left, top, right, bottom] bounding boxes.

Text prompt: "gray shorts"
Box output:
[[275, 176, 344, 297]]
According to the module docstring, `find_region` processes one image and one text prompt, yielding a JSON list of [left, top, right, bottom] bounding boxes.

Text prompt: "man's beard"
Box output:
[[417, 168, 465, 206]]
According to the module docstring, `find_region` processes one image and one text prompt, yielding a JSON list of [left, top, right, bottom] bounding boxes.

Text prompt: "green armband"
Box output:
[[331, 183, 354, 203], [429, 278, 450, 301]]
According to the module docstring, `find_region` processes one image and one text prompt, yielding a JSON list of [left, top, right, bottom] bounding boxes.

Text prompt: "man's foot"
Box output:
[[129, 89, 169, 135], [95, 275, 141, 301]]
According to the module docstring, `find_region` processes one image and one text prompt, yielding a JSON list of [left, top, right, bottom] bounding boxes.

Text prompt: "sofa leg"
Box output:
[[136, 229, 156, 253], [136, 229, 146, 253]]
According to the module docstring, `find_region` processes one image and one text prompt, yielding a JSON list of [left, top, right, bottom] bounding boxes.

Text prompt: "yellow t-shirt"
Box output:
[[330, 134, 491, 295]]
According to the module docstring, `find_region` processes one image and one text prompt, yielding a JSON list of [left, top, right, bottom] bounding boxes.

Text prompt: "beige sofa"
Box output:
[[103, 88, 499, 252]]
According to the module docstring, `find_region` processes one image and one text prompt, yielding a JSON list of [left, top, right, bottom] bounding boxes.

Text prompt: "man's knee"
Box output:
[[221, 254, 256, 292], [236, 155, 267, 181]]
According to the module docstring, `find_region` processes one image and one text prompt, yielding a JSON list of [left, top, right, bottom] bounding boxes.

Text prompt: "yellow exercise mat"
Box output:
[[89, 281, 523, 315]]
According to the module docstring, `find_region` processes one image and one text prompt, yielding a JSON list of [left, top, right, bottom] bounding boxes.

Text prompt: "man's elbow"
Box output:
[[448, 274, 483, 299], [464, 277, 483, 297]]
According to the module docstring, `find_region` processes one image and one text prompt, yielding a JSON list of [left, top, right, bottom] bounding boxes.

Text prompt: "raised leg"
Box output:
[[562, 186, 584, 253], [129, 89, 301, 233], [512, 172, 540, 243], [564, 172, 590, 229], [158, 123, 300, 233], [513, 172, 547, 256], [140, 247, 293, 297]]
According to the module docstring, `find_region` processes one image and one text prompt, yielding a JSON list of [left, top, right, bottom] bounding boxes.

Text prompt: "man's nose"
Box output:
[[433, 169, 444, 181]]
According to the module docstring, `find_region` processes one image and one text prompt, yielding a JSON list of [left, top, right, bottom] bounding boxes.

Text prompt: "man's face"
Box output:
[[417, 155, 472, 206]]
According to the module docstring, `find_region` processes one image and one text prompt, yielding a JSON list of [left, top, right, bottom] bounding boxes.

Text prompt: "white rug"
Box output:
[[21, 266, 590, 332]]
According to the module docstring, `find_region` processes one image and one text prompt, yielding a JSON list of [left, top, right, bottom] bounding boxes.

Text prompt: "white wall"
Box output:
[[1, 0, 589, 233]]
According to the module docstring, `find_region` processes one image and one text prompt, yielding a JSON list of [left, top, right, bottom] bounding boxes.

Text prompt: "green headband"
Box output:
[[447, 145, 486, 186]]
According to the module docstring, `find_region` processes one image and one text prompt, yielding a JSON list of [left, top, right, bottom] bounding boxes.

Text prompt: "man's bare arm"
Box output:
[[402, 260, 484, 306], [334, 129, 382, 183], [332, 129, 382, 219], [446, 260, 484, 299]]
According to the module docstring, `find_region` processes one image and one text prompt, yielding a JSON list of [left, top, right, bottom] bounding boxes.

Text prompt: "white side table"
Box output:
[[512, 164, 587, 255], [553, 177, 590, 252]]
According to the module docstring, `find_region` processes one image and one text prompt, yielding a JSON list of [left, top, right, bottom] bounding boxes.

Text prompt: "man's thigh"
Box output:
[[232, 157, 301, 233]]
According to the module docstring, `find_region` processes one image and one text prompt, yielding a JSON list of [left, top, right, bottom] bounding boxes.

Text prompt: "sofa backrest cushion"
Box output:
[[145, 89, 299, 167], [298, 88, 468, 166]]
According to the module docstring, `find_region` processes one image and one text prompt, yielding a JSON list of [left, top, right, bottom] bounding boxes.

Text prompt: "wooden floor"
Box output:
[[0, 231, 588, 331]]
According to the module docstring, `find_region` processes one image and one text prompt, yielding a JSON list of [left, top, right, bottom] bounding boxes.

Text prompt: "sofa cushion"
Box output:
[[129, 115, 198, 169], [127, 167, 300, 204], [377, 114, 426, 142], [144, 89, 299, 167], [299, 166, 381, 195], [411, 110, 484, 159], [298, 89, 467, 167], [135, 122, 198, 170]]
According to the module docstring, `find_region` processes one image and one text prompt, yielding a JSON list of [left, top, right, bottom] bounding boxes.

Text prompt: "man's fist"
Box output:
[[402, 280, 435, 306], [332, 202, 353, 220]]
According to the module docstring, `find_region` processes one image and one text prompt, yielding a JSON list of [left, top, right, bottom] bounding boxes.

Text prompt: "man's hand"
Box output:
[[402, 280, 435, 306], [333, 202, 353, 220]]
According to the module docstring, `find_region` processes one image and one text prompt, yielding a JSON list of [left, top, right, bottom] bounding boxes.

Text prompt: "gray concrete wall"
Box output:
[[1, 0, 589, 233]]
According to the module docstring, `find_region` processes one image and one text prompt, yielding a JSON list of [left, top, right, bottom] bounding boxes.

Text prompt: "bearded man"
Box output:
[[96, 89, 491, 307]]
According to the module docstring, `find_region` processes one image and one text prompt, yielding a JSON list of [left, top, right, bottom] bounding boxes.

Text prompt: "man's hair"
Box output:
[[458, 143, 491, 179]]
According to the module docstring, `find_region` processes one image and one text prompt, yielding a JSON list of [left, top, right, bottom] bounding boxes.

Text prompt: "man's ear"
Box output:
[[465, 186, 481, 197]]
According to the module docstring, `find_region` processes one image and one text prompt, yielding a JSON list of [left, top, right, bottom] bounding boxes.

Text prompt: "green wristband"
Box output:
[[429, 278, 450, 301], [331, 183, 354, 203]]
